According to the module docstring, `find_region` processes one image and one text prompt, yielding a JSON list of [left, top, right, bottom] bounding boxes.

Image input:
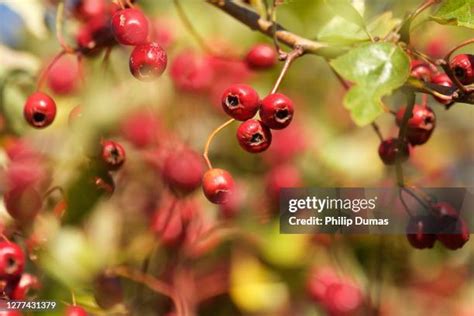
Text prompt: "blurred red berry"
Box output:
[[100, 140, 126, 171], [120, 110, 160, 148], [395, 104, 436, 145], [46, 56, 81, 95], [265, 164, 302, 200], [65, 306, 88, 316], [0, 242, 25, 280], [245, 43, 277, 70], [162, 148, 204, 195], [406, 216, 437, 249], [129, 42, 167, 81], [378, 138, 409, 165], [170, 51, 213, 92], [4, 186, 42, 222], [10, 273, 41, 300]]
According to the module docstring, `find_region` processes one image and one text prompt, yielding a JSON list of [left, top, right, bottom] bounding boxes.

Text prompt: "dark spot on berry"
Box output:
[[138, 64, 155, 78], [251, 132, 263, 144], [275, 109, 289, 120], [226, 95, 240, 108], [33, 112, 46, 123], [6, 257, 17, 273], [454, 66, 465, 78], [424, 116, 433, 125]]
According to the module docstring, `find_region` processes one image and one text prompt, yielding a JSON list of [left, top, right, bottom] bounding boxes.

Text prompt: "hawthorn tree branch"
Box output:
[[206, 0, 326, 54]]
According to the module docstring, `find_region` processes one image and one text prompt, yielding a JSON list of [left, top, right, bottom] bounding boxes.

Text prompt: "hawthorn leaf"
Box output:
[[330, 43, 410, 126], [431, 0, 474, 28]]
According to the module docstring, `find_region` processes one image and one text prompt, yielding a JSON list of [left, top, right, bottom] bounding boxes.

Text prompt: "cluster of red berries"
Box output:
[[111, 8, 167, 81], [0, 241, 37, 302], [406, 201, 470, 250], [202, 83, 295, 204], [377, 54, 474, 166]]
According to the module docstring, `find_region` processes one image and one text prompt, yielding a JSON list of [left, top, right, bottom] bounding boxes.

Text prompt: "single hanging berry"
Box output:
[[23, 92, 57, 128], [260, 93, 294, 130], [0, 242, 25, 280], [244, 43, 277, 70], [378, 138, 409, 165], [221, 84, 260, 121], [450, 54, 474, 85], [406, 216, 437, 249], [111, 8, 149, 46], [236, 119, 272, 153], [129, 42, 167, 81], [395, 104, 436, 145], [202, 168, 235, 204], [100, 140, 126, 171]]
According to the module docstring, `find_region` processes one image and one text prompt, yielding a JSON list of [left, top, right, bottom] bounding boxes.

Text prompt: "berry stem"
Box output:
[[398, 189, 414, 217], [108, 266, 186, 316], [203, 118, 235, 169], [401, 187, 431, 209], [444, 38, 474, 62], [55, 1, 74, 54], [395, 90, 416, 187], [270, 46, 303, 94], [36, 50, 66, 91], [371, 122, 384, 141], [173, 0, 214, 54]]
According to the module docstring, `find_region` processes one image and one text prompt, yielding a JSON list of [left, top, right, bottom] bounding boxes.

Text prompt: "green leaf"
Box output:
[[318, 11, 399, 45], [330, 43, 410, 126], [325, 0, 366, 29], [431, 0, 474, 28]]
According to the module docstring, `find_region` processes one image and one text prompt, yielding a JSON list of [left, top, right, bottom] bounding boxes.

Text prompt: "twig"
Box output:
[[270, 46, 303, 94], [206, 0, 326, 54], [36, 50, 67, 91], [55, 1, 74, 54], [203, 119, 235, 169]]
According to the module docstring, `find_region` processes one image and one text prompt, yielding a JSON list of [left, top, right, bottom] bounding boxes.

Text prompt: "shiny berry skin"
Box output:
[[162, 149, 204, 195], [244, 43, 277, 70], [260, 93, 294, 130], [101, 140, 126, 171], [4, 186, 42, 222], [221, 84, 260, 121], [111, 8, 149, 46], [437, 219, 470, 250], [10, 273, 40, 300], [202, 168, 235, 204], [237, 119, 272, 153], [431, 73, 454, 105], [406, 216, 437, 249], [378, 138, 409, 165], [410, 60, 432, 82], [0, 242, 25, 280], [65, 306, 88, 316], [23, 92, 57, 128], [129, 42, 167, 81], [395, 104, 436, 145], [450, 54, 474, 85]]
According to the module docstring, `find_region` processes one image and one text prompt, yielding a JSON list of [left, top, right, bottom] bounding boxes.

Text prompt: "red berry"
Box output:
[[236, 119, 272, 153], [0, 311, 22, 316], [431, 73, 454, 105], [162, 149, 204, 195], [129, 42, 167, 81], [406, 216, 437, 249], [94, 174, 115, 196], [0, 242, 25, 280], [202, 168, 235, 204], [65, 306, 88, 316], [170, 51, 213, 92], [450, 54, 474, 85], [4, 186, 42, 222], [378, 138, 409, 165], [10, 273, 40, 300], [245, 43, 277, 70], [324, 281, 364, 315], [437, 219, 470, 250], [100, 140, 126, 171], [23, 92, 57, 128], [221, 84, 260, 121], [46, 55, 81, 95], [395, 104, 436, 145], [72, 0, 107, 21], [151, 18, 176, 48], [111, 8, 149, 46], [120, 110, 160, 148], [265, 164, 302, 200], [260, 93, 294, 130], [410, 60, 433, 82]]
